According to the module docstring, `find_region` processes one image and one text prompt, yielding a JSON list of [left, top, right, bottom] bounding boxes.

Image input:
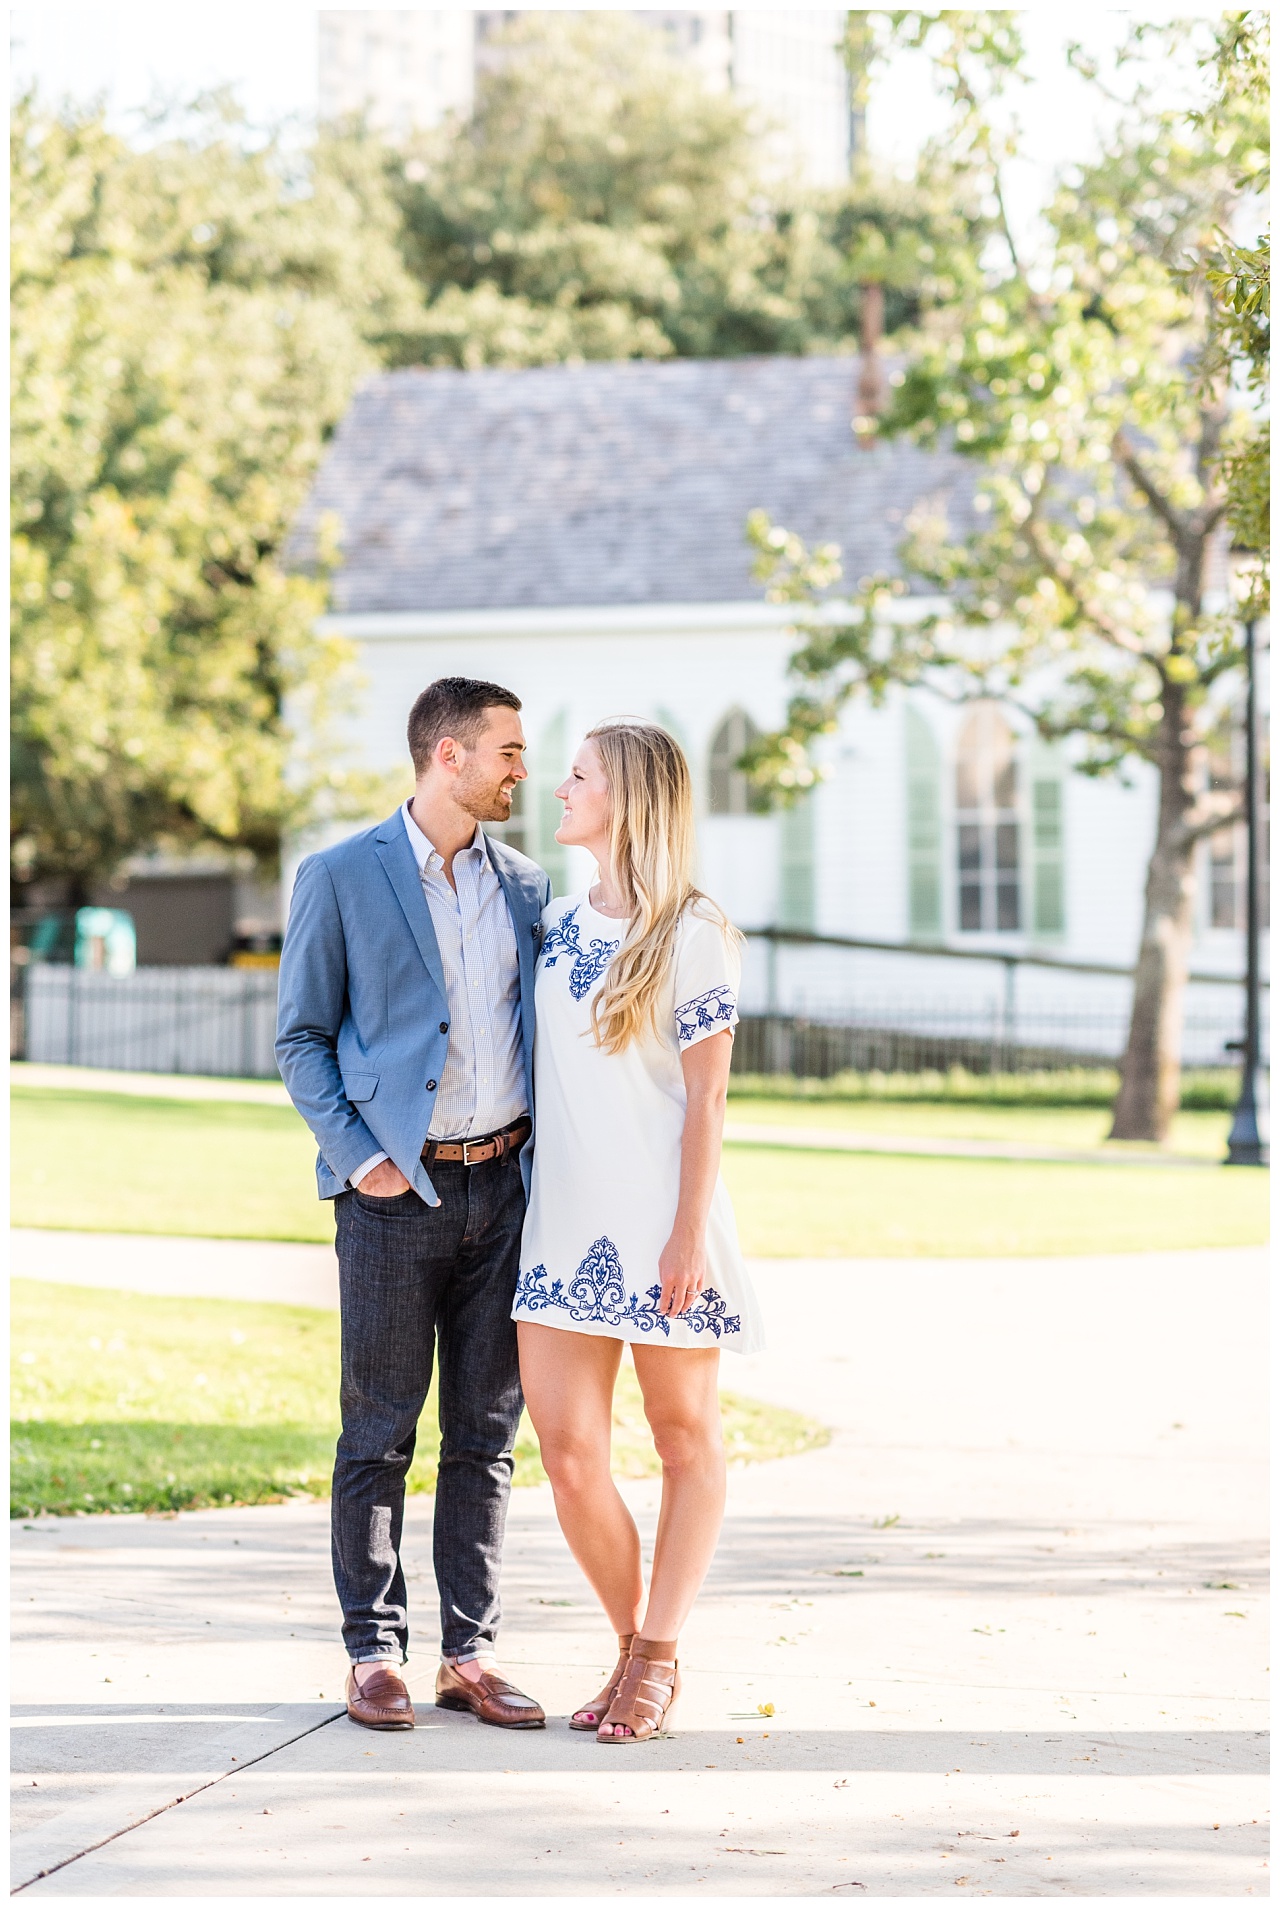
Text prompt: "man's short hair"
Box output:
[[406, 677, 522, 773]]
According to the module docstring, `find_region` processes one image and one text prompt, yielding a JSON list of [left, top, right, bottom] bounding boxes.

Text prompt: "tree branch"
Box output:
[[1193, 388, 1229, 495], [1184, 791, 1246, 844], [1112, 429, 1190, 542], [1023, 518, 1151, 655], [990, 164, 1024, 283], [1042, 717, 1161, 762], [1191, 495, 1229, 540]]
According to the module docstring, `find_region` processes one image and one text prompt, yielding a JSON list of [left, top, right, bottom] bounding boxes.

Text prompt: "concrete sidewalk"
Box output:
[[11, 1242, 1269, 1896]]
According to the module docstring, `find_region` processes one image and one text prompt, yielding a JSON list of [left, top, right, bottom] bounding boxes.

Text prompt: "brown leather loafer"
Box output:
[[434, 1660, 546, 1729], [345, 1664, 415, 1730]]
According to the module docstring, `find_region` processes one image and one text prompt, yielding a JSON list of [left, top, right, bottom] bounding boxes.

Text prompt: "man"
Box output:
[[276, 677, 552, 1732]]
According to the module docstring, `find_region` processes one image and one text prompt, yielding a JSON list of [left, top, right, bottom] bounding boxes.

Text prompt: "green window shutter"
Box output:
[[904, 705, 942, 938], [534, 710, 570, 896], [778, 794, 816, 930], [1031, 778, 1065, 935]]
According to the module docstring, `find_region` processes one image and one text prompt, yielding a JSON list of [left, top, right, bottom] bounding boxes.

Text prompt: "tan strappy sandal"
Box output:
[[569, 1633, 635, 1731], [597, 1635, 680, 1743]]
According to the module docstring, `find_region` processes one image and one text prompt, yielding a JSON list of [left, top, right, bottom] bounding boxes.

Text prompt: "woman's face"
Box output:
[[554, 739, 611, 850]]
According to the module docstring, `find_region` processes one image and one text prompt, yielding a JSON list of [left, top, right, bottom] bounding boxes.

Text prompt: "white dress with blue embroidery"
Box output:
[[513, 893, 763, 1354]]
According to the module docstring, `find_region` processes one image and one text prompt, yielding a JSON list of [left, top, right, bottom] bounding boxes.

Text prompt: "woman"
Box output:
[[512, 718, 763, 1744]]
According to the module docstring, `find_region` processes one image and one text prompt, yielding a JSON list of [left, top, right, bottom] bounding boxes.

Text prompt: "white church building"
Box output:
[[288, 356, 1254, 1068]]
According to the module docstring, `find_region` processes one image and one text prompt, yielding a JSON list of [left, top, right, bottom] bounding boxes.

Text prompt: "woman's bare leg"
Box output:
[[633, 1344, 725, 1636], [517, 1321, 643, 1636], [596, 1343, 724, 1736]]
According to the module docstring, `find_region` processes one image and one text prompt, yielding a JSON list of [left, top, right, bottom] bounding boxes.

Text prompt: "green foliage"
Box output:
[[9, 1280, 827, 1516], [1193, 11, 1269, 607], [10, 96, 412, 887], [384, 11, 965, 366], [745, 18, 1260, 809], [12, 21, 984, 887]]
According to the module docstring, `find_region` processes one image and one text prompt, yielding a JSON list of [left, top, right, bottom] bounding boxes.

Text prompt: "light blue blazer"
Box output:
[[275, 811, 552, 1208]]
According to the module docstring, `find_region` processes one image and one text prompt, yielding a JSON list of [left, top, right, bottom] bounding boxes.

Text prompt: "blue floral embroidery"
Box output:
[[514, 1236, 741, 1339], [540, 907, 618, 1001], [675, 985, 737, 1044]]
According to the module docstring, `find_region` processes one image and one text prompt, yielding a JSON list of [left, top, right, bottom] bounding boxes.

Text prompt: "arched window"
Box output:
[[956, 705, 1020, 932], [708, 709, 766, 816]]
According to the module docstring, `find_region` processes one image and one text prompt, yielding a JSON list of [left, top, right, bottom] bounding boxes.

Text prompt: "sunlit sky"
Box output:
[[11, 4, 1219, 246]]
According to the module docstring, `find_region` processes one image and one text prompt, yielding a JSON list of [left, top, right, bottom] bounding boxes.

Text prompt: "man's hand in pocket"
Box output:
[[357, 1160, 412, 1197]]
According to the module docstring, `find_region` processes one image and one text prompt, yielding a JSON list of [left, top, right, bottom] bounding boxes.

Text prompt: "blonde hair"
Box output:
[[585, 719, 739, 1054]]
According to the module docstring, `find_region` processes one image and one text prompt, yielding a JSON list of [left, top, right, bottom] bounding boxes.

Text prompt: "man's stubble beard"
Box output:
[[455, 762, 517, 825]]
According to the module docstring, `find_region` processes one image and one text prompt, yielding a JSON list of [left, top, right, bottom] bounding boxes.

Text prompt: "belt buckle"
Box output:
[[462, 1137, 485, 1167]]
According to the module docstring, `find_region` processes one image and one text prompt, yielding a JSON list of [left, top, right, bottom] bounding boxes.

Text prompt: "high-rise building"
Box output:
[[318, 11, 477, 137], [318, 10, 852, 183]]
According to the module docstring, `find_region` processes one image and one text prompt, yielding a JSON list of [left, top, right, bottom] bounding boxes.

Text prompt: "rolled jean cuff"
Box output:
[[349, 1650, 405, 1666], [447, 1641, 496, 1664]]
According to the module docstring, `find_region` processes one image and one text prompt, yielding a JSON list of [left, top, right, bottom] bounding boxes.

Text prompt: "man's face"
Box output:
[[452, 706, 528, 823]]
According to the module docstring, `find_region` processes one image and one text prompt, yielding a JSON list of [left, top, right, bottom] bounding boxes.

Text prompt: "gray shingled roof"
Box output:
[[290, 356, 977, 613]]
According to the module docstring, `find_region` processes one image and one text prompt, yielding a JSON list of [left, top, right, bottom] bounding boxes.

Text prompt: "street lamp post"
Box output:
[[1225, 615, 1269, 1166]]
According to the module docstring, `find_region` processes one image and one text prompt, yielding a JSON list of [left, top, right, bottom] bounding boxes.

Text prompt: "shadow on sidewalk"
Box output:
[[12, 1705, 1269, 1778]]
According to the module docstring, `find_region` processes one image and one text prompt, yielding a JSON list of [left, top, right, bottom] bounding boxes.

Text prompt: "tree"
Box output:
[[382, 10, 967, 367], [11, 95, 413, 896], [1194, 12, 1269, 607], [14, 26, 982, 898], [743, 12, 1269, 1142]]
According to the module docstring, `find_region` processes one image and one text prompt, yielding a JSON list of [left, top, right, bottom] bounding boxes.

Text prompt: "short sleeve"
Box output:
[[672, 909, 741, 1051]]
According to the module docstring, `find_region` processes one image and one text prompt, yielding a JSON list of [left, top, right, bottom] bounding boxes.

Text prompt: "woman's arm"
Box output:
[[657, 1028, 734, 1317]]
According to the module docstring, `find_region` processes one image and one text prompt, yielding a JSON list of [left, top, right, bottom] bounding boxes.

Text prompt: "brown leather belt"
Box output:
[[422, 1117, 531, 1169]]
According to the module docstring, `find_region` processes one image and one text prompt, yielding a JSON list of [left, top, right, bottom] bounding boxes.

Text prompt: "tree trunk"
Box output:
[[1109, 697, 1199, 1143]]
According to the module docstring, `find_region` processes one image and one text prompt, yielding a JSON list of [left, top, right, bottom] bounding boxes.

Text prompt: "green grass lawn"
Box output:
[[727, 1066, 1238, 1110], [719, 1145, 1264, 1257], [725, 1095, 1231, 1159], [13, 1089, 328, 1243], [11, 1280, 827, 1518], [11, 1085, 1267, 1257]]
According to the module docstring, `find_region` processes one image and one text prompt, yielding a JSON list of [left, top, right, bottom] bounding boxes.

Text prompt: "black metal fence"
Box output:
[[21, 965, 280, 1078], [13, 956, 1264, 1082], [730, 1010, 1243, 1079], [738, 928, 1265, 1074]]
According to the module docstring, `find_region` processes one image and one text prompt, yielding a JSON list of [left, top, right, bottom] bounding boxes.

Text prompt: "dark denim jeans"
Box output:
[[331, 1154, 525, 1665]]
